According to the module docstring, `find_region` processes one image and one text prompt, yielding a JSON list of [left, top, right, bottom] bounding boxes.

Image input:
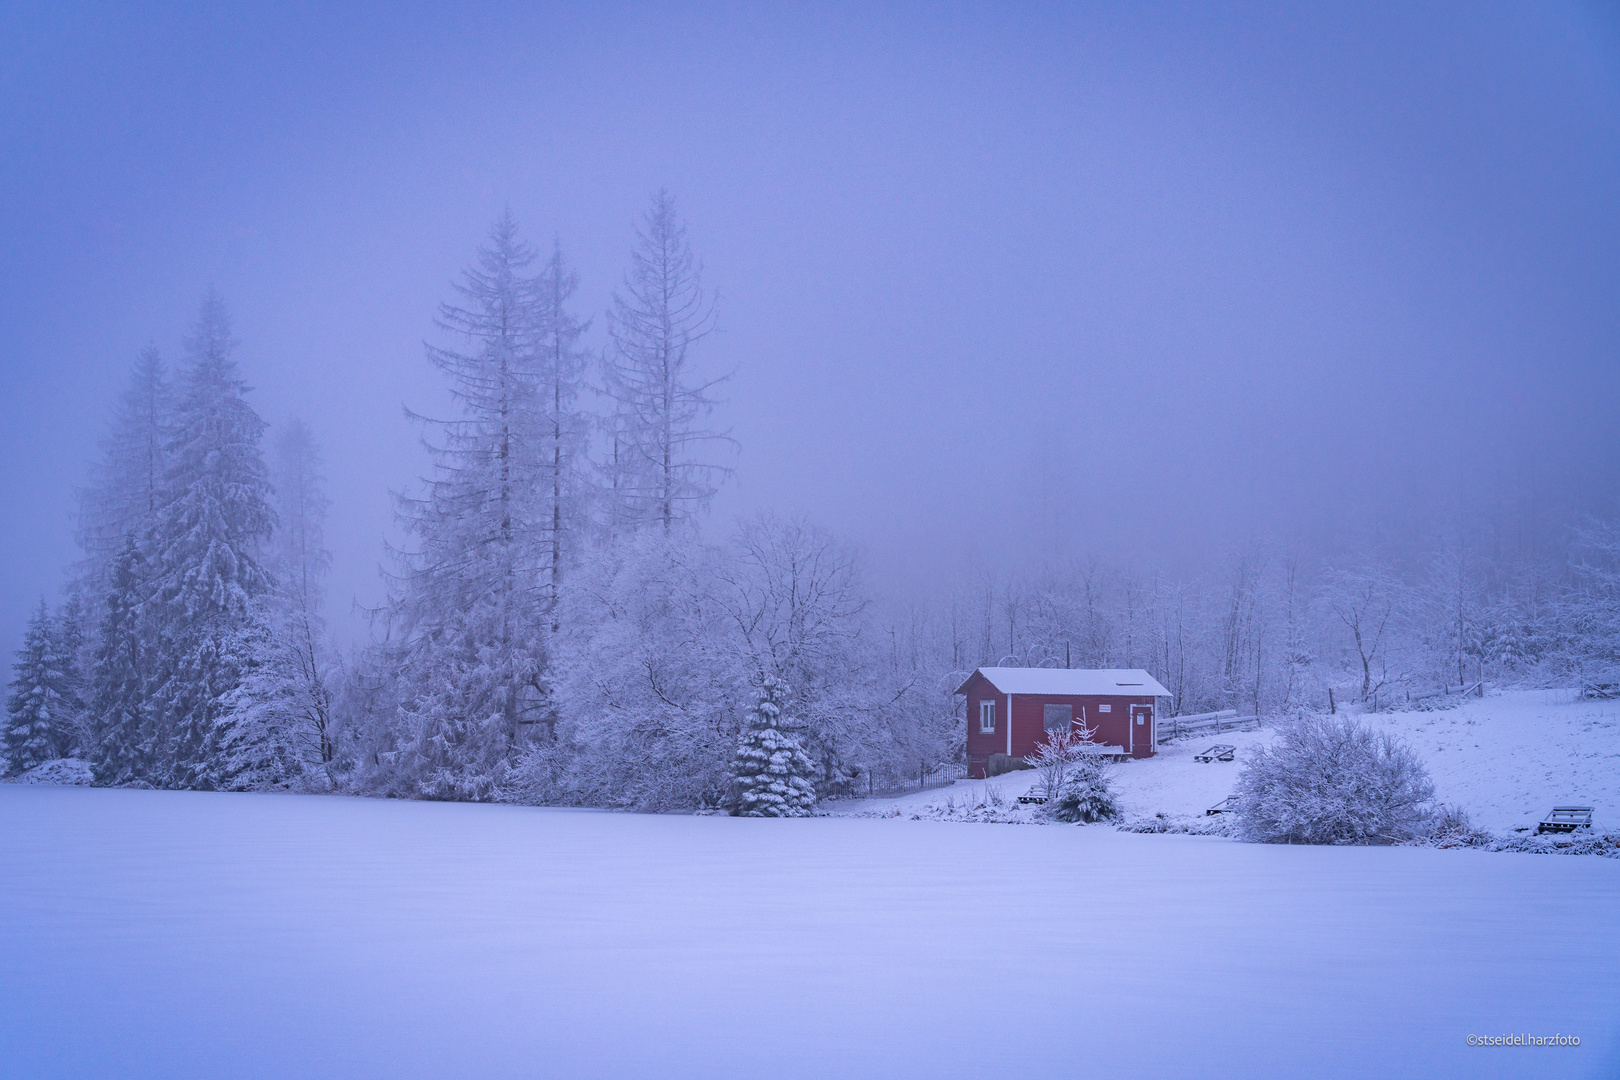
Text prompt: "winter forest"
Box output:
[[6, 191, 1620, 812]]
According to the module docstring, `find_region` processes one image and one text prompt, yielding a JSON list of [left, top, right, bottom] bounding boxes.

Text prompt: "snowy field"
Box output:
[[860, 689, 1620, 833], [3, 783, 1618, 1079]]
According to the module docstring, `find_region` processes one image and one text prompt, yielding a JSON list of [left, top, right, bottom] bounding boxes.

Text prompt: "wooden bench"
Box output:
[[1194, 744, 1236, 763], [1206, 795, 1238, 815], [1017, 793, 1048, 805], [1536, 806, 1594, 834], [1077, 745, 1130, 763]]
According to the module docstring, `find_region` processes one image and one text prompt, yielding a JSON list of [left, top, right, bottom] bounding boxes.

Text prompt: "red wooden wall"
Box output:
[[960, 672, 1157, 778]]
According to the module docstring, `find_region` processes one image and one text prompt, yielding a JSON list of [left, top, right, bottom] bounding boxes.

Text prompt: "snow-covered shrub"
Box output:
[[1487, 830, 1620, 858], [898, 784, 1029, 824], [1118, 812, 1231, 836], [1044, 758, 1119, 824], [1422, 803, 1491, 848], [731, 678, 817, 817], [1024, 729, 1093, 800], [1233, 714, 1435, 844]]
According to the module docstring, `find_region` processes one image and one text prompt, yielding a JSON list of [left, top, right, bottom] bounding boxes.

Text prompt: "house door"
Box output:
[[1129, 705, 1153, 756]]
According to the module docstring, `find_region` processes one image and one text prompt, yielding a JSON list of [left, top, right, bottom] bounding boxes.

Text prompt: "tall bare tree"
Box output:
[[602, 191, 733, 533]]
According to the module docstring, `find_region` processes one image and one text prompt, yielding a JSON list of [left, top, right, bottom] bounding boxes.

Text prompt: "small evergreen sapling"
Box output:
[[1044, 756, 1121, 823], [730, 677, 816, 817]]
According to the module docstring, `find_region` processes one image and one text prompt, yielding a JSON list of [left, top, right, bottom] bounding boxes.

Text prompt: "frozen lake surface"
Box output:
[[1, 784, 1616, 1079]]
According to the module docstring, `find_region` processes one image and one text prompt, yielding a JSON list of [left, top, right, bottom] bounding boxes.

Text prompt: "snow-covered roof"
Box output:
[[955, 667, 1172, 698]]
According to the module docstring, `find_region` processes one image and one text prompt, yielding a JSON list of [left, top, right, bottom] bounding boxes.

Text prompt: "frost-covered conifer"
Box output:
[[216, 603, 305, 790], [5, 600, 81, 774], [145, 293, 276, 789], [77, 347, 173, 588], [602, 191, 733, 533], [381, 213, 554, 800], [218, 418, 339, 790], [89, 535, 152, 785], [273, 418, 332, 612], [1044, 757, 1120, 824], [730, 677, 816, 817], [49, 592, 90, 757]]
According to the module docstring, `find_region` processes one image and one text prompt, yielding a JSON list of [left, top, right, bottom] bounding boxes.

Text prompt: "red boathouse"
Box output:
[[956, 667, 1172, 778]]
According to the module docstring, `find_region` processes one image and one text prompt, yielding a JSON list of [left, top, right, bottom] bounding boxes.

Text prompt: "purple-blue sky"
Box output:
[[2, 2, 1618, 656]]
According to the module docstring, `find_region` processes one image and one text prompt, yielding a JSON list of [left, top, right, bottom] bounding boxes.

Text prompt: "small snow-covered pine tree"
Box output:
[[1044, 756, 1120, 824], [730, 677, 816, 817], [5, 601, 75, 774]]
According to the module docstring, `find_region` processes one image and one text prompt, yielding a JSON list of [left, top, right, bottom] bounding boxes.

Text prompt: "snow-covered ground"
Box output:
[[3, 783, 1618, 1079], [853, 689, 1620, 834]]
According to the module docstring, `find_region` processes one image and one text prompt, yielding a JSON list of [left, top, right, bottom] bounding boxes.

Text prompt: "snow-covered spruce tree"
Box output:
[[49, 592, 91, 757], [76, 346, 173, 590], [1044, 756, 1120, 824], [144, 293, 276, 790], [88, 535, 152, 785], [218, 418, 339, 790], [216, 603, 304, 790], [5, 600, 83, 774], [602, 190, 733, 534], [730, 677, 817, 817], [1233, 714, 1435, 844], [379, 212, 553, 800]]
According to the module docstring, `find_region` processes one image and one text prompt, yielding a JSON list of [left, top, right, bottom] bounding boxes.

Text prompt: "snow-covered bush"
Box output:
[[1044, 758, 1119, 824], [899, 783, 1027, 824], [1118, 812, 1230, 836], [1422, 803, 1491, 848], [1233, 714, 1435, 844], [4, 757, 95, 786], [1024, 728, 1093, 800], [730, 678, 817, 817], [1486, 830, 1620, 858]]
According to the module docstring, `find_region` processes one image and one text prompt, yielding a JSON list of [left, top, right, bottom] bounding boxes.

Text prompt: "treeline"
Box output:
[[896, 525, 1620, 720], [6, 193, 1619, 806], [4, 194, 952, 807]]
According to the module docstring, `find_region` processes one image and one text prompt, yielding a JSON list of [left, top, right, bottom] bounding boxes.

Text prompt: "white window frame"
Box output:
[[978, 699, 996, 734]]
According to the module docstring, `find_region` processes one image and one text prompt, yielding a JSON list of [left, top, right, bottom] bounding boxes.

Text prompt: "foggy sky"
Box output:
[[3, 2, 1618, 658]]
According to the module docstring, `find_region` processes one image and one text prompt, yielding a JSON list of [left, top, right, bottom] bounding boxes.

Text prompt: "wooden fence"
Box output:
[[1157, 710, 1261, 743]]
